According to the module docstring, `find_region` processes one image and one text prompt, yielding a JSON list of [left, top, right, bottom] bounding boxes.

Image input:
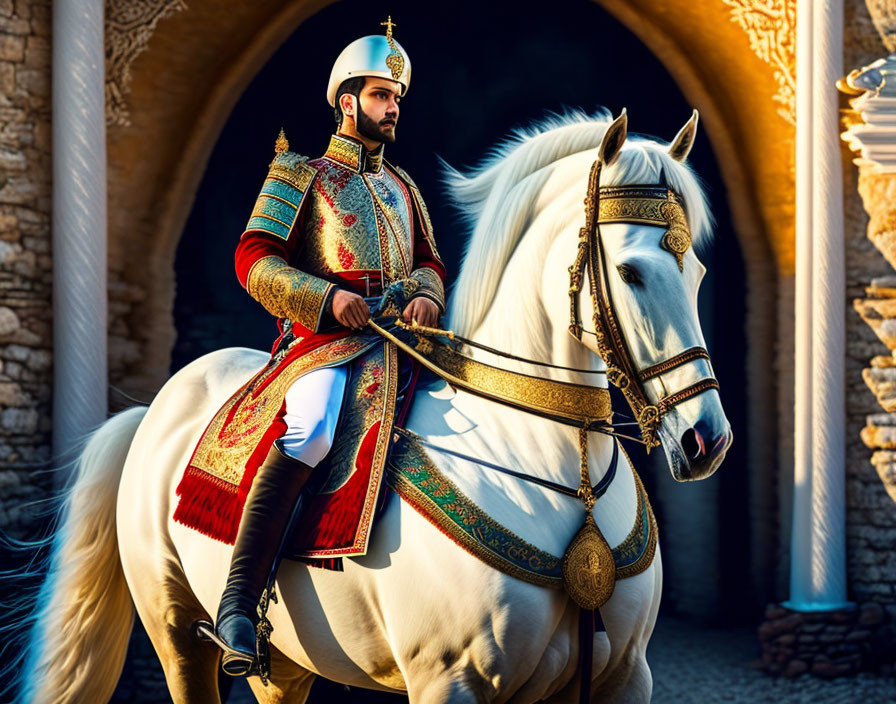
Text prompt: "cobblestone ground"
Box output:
[[224, 615, 896, 703], [647, 617, 896, 704]]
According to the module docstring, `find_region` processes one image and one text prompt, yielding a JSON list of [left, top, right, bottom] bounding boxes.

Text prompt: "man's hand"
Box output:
[[402, 297, 440, 328], [332, 289, 370, 330]]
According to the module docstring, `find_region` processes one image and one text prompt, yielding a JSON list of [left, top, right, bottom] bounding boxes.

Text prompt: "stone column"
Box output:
[[786, 0, 851, 612], [52, 0, 108, 459]]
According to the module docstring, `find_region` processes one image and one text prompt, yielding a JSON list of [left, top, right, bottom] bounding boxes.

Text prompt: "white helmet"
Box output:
[[326, 21, 411, 107]]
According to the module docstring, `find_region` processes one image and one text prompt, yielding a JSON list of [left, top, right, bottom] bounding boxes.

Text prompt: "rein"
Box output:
[[405, 320, 606, 376], [367, 318, 619, 432], [394, 426, 619, 501]]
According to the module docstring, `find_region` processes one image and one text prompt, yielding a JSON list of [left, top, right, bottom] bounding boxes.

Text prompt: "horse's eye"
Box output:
[[617, 264, 640, 285]]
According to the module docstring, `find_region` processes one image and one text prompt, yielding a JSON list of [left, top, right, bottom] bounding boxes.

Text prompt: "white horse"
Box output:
[[13, 110, 730, 704]]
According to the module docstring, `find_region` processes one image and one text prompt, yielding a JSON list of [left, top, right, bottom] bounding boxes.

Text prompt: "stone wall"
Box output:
[[0, 0, 51, 537], [843, 0, 896, 624], [845, 168, 896, 621]]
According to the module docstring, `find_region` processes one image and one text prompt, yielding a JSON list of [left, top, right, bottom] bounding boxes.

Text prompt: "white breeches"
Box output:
[[280, 365, 348, 466]]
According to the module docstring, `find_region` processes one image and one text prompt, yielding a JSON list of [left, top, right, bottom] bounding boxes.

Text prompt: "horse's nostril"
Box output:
[[681, 427, 704, 460]]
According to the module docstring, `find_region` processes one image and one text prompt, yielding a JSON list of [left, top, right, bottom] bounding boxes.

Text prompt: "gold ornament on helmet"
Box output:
[[326, 20, 412, 106], [381, 16, 405, 81]]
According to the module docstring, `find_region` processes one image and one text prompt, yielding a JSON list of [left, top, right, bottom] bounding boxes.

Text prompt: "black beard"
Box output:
[[356, 104, 396, 144]]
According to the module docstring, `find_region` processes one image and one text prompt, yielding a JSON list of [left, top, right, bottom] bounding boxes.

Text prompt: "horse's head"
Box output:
[[446, 109, 731, 481], [570, 110, 732, 481]]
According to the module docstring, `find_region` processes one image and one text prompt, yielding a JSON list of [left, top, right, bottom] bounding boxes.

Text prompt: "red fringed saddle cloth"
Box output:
[[173, 334, 402, 562]]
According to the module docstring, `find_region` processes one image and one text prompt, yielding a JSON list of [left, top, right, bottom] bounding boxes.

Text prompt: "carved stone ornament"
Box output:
[[840, 3, 896, 504], [840, 54, 896, 172], [722, 0, 796, 125], [105, 0, 189, 127], [845, 144, 896, 504], [866, 0, 896, 53]]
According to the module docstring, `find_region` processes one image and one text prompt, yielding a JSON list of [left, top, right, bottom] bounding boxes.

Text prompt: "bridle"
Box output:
[[567, 154, 720, 450]]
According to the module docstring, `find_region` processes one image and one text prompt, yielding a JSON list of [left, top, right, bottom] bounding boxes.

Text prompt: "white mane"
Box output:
[[444, 110, 713, 338]]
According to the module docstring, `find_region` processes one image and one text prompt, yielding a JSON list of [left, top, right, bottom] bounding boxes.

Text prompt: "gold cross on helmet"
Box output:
[[381, 16, 396, 40]]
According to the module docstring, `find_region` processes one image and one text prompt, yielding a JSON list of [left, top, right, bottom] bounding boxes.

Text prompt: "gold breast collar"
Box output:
[[367, 319, 613, 429]]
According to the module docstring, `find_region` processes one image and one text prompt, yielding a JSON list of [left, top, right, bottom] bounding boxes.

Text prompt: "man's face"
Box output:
[[355, 78, 401, 144]]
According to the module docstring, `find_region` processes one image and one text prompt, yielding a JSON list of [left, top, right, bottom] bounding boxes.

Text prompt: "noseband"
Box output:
[[568, 158, 720, 450]]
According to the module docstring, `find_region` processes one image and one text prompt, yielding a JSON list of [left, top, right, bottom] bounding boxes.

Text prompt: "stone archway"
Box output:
[[106, 0, 792, 610]]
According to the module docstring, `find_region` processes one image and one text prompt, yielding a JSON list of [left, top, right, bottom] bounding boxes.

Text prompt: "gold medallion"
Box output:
[[660, 201, 691, 272], [562, 513, 616, 610]]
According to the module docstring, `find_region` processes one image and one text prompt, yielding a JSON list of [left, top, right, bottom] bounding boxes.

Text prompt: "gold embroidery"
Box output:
[[386, 469, 563, 589], [190, 337, 371, 483], [292, 343, 400, 558], [302, 160, 387, 275], [260, 193, 297, 209], [247, 256, 335, 332], [244, 154, 315, 241], [363, 173, 414, 280], [391, 164, 444, 266], [411, 187, 442, 262], [268, 164, 315, 192], [367, 144, 384, 173], [324, 134, 363, 172], [249, 208, 291, 231]]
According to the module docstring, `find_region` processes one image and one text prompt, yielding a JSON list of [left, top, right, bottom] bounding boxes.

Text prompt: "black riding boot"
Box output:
[[214, 441, 312, 676]]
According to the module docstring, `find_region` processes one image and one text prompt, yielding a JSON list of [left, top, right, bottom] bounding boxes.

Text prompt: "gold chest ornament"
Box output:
[[561, 427, 617, 610]]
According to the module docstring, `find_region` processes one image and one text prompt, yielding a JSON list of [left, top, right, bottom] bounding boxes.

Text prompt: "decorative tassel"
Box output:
[[173, 467, 243, 544]]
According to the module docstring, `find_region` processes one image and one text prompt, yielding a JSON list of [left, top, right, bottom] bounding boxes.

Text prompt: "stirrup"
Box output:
[[193, 619, 259, 677]]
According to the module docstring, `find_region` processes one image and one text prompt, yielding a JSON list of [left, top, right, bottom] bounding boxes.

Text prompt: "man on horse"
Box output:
[[208, 20, 446, 675]]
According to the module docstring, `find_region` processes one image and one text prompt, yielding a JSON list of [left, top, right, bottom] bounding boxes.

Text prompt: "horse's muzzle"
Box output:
[[678, 425, 733, 481]]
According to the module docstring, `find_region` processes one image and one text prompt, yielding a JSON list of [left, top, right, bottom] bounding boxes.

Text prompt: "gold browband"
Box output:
[[597, 186, 691, 272], [598, 186, 682, 225]]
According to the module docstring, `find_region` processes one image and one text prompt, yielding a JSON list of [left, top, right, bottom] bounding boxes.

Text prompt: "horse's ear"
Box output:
[[599, 108, 627, 167], [668, 109, 699, 162]]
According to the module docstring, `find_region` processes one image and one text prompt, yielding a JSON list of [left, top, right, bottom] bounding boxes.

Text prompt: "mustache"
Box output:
[[380, 117, 397, 127]]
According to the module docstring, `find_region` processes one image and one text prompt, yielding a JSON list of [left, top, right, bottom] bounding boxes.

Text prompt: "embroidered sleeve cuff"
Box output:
[[247, 255, 335, 333], [409, 266, 446, 313]]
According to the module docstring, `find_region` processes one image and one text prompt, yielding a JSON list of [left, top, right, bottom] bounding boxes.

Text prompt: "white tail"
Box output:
[[16, 406, 147, 704]]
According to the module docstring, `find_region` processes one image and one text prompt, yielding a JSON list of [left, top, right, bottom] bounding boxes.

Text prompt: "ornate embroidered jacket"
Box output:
[[235, 133, 446, 342], [178, 134, 448, 560]]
